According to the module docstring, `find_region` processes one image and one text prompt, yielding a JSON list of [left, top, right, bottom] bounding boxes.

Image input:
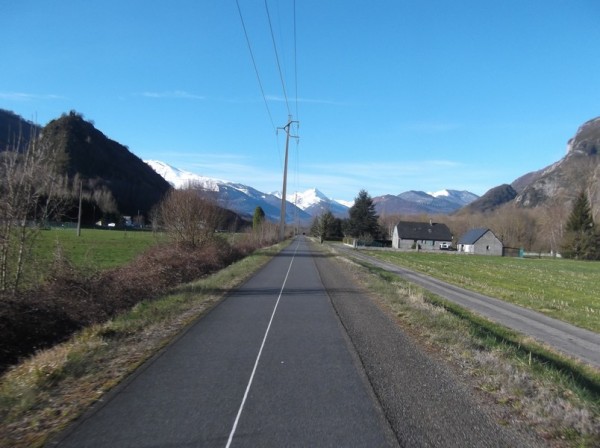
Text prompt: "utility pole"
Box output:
[[76, 180, 83, 237], [278, 116, 299, 241]]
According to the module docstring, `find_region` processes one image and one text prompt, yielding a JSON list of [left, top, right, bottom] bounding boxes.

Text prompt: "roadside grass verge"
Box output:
[[0, 241, 287, 448], [367, 251, 600, 333], [332, 252, 600, 447]]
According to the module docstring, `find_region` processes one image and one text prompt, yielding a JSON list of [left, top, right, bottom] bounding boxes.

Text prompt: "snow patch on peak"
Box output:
[[290, 188, 329, 209], [428, 189, 450, 198], [145, 160, 222, 191], [335, 199, 354, 208]]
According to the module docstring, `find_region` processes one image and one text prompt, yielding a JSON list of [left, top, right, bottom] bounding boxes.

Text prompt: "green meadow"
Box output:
[[33, 228, 165, 271], [366, 251, 600, 333]]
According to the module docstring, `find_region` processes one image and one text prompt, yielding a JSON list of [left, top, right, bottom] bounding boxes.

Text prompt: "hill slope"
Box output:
[[514, 117, 600, 209], [458, 184, 517, 214], [41, 112, 171, 217], [0, 109, 39, 151]]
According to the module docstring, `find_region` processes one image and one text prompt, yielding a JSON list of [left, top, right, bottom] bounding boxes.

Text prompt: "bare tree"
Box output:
[[156, 188, 224, 247], [535, 200, 568, 253], [379, 213, 401, 241], [486, 205, 537, 249], [0, 129, 68, 294]]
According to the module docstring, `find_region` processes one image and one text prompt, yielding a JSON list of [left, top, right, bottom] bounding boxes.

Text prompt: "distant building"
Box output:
[[457, 228, 503, 256], [392, 221, 453, 250]]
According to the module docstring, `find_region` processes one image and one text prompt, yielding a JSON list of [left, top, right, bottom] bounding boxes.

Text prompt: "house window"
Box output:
[[486, 245, 490, 251]]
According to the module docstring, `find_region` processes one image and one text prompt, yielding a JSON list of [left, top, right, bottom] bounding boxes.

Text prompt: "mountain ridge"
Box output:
[[468, 115, 600, 214], [145, 160, 313, 224], [146, 160, 480, 220], [373, 189, 479, 215]]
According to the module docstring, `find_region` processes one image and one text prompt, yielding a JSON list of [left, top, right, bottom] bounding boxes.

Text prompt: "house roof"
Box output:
[[458, 228, 492, 245], [395, 221, 452, 241]]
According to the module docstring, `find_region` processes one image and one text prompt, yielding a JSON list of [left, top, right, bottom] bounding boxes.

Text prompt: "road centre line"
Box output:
[[225, 240, 300, 448]]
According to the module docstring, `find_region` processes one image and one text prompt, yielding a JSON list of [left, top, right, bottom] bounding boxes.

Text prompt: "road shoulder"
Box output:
[[311, 241, 544, 447]]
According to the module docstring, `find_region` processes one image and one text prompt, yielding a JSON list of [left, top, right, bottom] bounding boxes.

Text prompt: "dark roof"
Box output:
[[458, 228, 492, 245], [395, 221, 452, 241]]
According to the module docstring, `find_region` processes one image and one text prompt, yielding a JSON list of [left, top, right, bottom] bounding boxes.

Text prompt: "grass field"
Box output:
[[0, 240, 287, 448], [33, 228, 165, 271], [365, 251, 600, 333]]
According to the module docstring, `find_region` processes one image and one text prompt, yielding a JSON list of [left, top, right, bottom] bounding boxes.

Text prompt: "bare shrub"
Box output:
[[246, 220, 279, 246], [0, 129, 69, 295], [154, 188, 224, 248], [0, 235, 263, 372]]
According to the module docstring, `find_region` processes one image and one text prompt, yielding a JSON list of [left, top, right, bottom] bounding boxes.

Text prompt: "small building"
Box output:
[[457, 228, 503, 256], [392, 221, 453, 250]]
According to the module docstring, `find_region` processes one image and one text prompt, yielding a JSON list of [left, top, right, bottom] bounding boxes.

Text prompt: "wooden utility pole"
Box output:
[[278, 117, 299, 241], [76, 180, 83, 237]]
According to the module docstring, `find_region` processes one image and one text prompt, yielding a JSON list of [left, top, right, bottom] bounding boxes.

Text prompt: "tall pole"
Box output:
[[76, 180, 83, 237], [278, 117, 298, 241]]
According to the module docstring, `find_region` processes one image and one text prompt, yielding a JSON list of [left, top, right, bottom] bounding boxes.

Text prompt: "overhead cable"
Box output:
[[235, 0, 276, 130], [293, 0, 299, 121], [264, 0, 291, 116]]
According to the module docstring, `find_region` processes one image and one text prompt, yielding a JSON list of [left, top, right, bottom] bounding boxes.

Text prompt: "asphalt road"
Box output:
[[49, 237, 397, 447], [333, 244, 600, 369], [49, 237, 542, 447]]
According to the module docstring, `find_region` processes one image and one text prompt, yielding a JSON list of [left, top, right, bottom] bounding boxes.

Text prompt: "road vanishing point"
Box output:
[[48, 236, 580, 447]]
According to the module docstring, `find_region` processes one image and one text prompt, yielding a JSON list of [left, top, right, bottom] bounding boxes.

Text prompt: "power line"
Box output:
[[264, 0, 291, 116], [293, 0, 299, 121], [235, 0, 276, 130]]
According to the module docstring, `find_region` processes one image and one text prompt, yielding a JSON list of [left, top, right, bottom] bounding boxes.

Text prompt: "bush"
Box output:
[[0, 236, 260, 373]]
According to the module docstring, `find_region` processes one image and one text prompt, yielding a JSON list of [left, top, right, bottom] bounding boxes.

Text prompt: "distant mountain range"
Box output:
[[145, 160, 313, 224], [8, 108, 597, 225], [145, 160, 480, 221], [373, 190, 479, 215]]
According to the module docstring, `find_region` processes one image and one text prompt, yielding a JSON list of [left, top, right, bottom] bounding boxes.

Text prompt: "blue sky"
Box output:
[[2, 1, 600, 202]]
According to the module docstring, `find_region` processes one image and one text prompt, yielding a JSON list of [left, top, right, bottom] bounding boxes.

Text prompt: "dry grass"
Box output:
[[0, 236, 259, 372], [0, 241, 287, 448], [331, 251, 600, 447]]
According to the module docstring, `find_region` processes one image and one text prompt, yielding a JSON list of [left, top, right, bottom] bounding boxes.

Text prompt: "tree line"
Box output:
[[307, 188, 600, 260], [2, 124, 599, 300], [309, 189, 380, 244]]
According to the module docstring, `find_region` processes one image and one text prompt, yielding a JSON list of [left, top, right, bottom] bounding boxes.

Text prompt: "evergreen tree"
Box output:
[[312, 211, 336, 242], [346, 189, 379, 239], [561, 191, 599, 259], [252, 206, 265, 230]]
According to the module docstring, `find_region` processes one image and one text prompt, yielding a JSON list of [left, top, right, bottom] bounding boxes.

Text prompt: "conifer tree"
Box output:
[[252, 206, 265, 230], [561, 191, 599, 259], [345, 189, 379, 239]]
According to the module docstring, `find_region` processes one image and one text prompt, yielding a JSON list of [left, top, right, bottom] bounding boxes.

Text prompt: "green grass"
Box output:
[[365, 251, 600, 333], [328, 249, 600, 446], [0, 240, 288, 448], [32, 228, 166, 271]]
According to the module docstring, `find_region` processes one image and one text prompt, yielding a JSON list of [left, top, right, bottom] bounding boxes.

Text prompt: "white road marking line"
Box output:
[[225, 240, 300, 448]]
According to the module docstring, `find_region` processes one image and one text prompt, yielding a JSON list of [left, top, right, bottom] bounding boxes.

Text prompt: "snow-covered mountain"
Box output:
[[274, 188, 350, 219], [145, 160, 221, 190], [145, 160, 313, 224], [146, 160, 478, 221], [428, 189, 480, 205]]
